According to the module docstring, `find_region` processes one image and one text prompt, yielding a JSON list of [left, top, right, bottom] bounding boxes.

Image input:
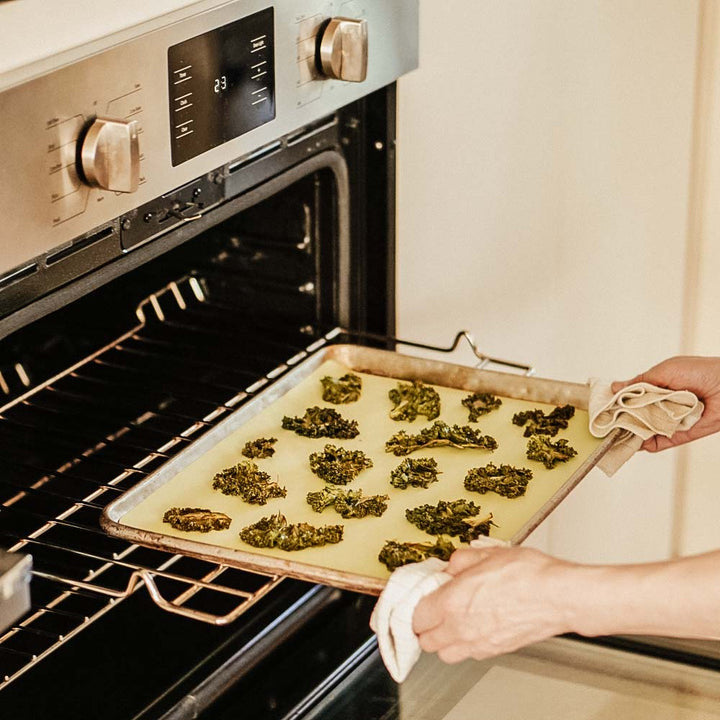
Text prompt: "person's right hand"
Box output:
[[611, 356, 720, 451], [413, 546, 573, 663]]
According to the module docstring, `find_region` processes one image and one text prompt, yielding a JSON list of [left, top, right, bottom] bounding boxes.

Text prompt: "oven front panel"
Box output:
[[0, 0, 417, 280]]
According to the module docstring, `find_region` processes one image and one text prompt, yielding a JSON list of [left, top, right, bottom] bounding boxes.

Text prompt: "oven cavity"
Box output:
[[0, 164, 343, 690]]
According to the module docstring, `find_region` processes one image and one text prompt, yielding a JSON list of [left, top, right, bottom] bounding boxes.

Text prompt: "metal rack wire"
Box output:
[[0, 272, 532, 689], [0, 275, 333, 688]]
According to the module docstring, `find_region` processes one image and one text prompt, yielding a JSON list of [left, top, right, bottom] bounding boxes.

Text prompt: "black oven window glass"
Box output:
[[168, 7, 276, 166]]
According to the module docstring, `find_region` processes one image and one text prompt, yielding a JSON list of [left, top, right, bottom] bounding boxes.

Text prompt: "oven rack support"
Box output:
[[1, 274, 535, 646], [336, 328, 535, 375]]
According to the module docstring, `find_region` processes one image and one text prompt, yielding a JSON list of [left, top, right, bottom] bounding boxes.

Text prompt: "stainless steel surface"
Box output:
[[101, 342, 617, 595], [80, 117, 140, 192], [319, 18, 369, 82], [0, 0, 419, 278]]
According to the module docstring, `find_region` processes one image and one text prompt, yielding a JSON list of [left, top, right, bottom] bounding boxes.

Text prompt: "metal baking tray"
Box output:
[[101, 344, 617, 595]]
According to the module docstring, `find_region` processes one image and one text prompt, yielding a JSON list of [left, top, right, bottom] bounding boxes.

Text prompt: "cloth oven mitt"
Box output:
[[588, 379, 703, 476], [370, 536, 509, 683]]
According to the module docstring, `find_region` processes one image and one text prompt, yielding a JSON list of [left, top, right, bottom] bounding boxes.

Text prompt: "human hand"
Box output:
[[412, 546, 573, 664], [611, 356, 720, 451]]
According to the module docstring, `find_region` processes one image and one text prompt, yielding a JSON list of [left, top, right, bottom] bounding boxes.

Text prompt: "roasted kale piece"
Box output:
[[308, 444, 373, 485], [378, 536, 456, 572], [512, 404, 575, 437], [306, 486, 389, 518], [388, 380, 441, 422], [390, 457, 441, 489], [405, 499, 495, 542], [385, 420, 497, 456], [462, 392, 502, 422], [212, 460, 287, 504], [281, 406, 359, 439], [239, 512, 343, 551], [321, 373, 362, 404], [526, 434, 578, 469], [163, 507, 232, 533], [241, 437, 278, 459], [464, 463, 534, 498]]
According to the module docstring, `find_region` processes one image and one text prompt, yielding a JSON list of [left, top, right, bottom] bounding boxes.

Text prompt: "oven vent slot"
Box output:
[[228, 140, 282, 174], [45, 226, 115, 267], [0, 264, 37, 292], [285, 117, 338, 147]]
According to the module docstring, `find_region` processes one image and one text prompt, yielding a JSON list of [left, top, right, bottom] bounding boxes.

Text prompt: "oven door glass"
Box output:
[[301, 636, 720, 720]]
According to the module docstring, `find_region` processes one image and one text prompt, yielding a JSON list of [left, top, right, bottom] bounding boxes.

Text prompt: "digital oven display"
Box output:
[[167, 7, 275, 166]]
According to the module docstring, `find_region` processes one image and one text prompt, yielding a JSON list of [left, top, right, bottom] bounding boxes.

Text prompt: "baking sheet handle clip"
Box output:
[[337, 328, 535, 376]]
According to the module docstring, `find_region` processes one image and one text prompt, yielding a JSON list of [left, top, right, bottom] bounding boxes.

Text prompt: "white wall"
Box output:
[[676, 2, 720, 556], [396, 0, 702, 563]]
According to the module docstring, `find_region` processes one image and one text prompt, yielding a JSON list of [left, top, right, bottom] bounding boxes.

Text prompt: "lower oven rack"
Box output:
[[0, 274, 530, 688]]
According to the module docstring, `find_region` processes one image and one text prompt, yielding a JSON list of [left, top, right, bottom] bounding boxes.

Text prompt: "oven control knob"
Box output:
[[80, 117, 140, 193], [318, 17, 368, 82]]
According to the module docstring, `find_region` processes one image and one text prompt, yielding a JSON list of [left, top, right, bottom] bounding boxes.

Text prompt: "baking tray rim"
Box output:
[[100, 343, 619, 596]]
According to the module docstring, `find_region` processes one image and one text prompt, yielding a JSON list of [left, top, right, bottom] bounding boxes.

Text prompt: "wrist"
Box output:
[[549, 561, 684, 638], [535, 559, 595, 637], [542, 561, 622, 638], [537, 550, 720, 641]]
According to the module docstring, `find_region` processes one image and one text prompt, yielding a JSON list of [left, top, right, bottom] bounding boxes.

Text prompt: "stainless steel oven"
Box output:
[[0, 2, 418, 716]]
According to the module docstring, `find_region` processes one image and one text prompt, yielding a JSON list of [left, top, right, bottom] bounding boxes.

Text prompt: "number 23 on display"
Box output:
[[214, 76, 228, 93]]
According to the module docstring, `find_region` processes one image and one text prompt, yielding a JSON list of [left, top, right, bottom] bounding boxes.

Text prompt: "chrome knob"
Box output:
[[80, 117, 140, 193], [318, 17, 368, 83]]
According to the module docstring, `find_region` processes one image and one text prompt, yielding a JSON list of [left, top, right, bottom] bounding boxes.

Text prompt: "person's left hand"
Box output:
[[412, 546, 573, 663]]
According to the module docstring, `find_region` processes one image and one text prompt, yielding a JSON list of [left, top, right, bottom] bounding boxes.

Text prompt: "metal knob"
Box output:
[[80, 117, 140, 192], [318, 17, 368, 83]]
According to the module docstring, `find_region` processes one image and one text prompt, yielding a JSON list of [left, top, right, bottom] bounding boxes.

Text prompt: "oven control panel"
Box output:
[[168, 8, 276, 166], [0, 0, 418, 284]]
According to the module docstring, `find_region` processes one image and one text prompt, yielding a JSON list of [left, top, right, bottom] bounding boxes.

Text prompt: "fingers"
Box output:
[[445, 547, 493, 575], [417, 612, 473, 654], [417, 622, 452, 653], [412, 586, 445, 635], [641, 428, 706, 452], [611, 378, 637, 394], [437, 644, 472, 664], [641, 435, 675, 452], [414, 548, 494, 637], [611, 374, 700, 453]]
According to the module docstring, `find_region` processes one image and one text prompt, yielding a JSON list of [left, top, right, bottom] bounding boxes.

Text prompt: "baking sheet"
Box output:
[[101, 344, 616, 595]]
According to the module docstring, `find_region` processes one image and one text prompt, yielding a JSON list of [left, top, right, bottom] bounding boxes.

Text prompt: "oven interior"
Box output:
[[0, 88, 397, 716]]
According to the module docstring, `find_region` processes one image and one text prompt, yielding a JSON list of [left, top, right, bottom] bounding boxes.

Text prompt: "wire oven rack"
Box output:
[[0, 275, 531, 688]]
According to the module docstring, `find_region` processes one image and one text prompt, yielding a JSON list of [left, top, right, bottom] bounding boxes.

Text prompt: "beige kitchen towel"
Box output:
[[370, 536, 509, 683], [370, 557, 451, 683], [588, 379, 703, 476]]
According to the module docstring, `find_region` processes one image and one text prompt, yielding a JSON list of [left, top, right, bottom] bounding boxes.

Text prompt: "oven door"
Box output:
[[294, 636, 720, 720]]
